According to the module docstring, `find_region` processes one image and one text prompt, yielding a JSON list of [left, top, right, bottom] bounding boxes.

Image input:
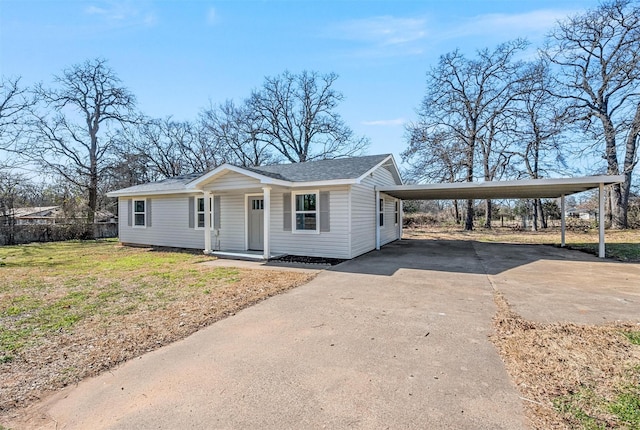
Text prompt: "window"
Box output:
[[395, 201, 399, 225], [294, 192, 318, 232], [379, 198, 384, 227], [134, 199, 146, 227], [197, 198, 206, 228], [195, 197, 213, 229]]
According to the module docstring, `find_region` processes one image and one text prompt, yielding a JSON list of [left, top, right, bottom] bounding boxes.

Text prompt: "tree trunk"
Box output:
[[601, 116, 626, 228], [453, 199, 460, 224], [532, 199, 538, 231], [538, 199, 547, 229], [484, 199, 492, 229], [465, 199, 474, 230]]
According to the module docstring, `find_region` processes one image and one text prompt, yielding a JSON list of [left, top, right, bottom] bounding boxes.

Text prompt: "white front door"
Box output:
[[248, 197, 264, 251]]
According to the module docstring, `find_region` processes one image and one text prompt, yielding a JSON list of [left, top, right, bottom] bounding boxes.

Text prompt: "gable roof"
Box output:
[[107, 154, 401, 197], [243, 154, 393, 182]]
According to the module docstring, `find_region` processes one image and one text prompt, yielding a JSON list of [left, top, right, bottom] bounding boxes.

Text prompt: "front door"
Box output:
[[248, 197, 264, 251]]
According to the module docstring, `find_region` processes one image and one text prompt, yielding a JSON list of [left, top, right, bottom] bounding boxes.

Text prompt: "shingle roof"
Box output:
[[107, 173, 202, 196], [107, 154, 394, 196], [243, 154, 392, 182]]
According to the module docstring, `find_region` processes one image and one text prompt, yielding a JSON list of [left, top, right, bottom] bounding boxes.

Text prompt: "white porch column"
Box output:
[[560, 194, 566, 248], [203, 191, 212, 254], [375, 189, 381, 250], [599, 183, 605, 258], [263, 186, 271, 260], [399, 200, 404, 239]]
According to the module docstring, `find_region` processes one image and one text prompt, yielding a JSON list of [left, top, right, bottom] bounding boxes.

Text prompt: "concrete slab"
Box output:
[[471, 241, 640, 324], [13, 239, 526, 430]]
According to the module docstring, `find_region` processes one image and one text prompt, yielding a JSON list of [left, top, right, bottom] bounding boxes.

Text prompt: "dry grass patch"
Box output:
[[0, 240, 314, 421], [492, 293, 640, 429]]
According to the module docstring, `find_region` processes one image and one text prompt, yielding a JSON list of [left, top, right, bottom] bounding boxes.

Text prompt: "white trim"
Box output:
[[263, 186, 271, 260], [379, 175, 626, 200], [291, 189, 320, 234], [599, 183, 605, 258], [194, 196, 214, 230], [107, 189, 195, 198], [375, 189, 380, 250], [354, 154, 402, 185], [188, 164, 290, 189], [203, 192, 212, 254], [560, 195, 566, 247], [132, 198, 147, 228]]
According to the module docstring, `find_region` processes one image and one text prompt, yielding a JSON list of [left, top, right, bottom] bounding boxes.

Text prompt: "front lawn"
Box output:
[[0, 240, 313, 418]]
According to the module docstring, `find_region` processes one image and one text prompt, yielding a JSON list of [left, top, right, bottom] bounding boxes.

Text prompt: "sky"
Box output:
[[0, 0, 603, 167]]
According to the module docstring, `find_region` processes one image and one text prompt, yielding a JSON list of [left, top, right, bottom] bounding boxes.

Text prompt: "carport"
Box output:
[[376, 175, 626, 258]]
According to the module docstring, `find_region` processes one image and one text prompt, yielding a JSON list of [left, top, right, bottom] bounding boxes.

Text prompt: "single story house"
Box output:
[[107, 154, 403, 259]]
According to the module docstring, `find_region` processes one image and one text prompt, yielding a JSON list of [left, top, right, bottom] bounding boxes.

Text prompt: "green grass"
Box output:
[[0, 240, 233, 357], [553, 376, 640, 429], [622, 331, 640, 345]]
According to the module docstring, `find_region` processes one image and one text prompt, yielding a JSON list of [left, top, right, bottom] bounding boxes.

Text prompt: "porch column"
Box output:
[[204, 191, 212, 254], [399, 200, 404, 239], [598, 183, 605, 258], [375, 189, 380, 250], [263, 186, 271, 260], [560, 194, 566, 248]]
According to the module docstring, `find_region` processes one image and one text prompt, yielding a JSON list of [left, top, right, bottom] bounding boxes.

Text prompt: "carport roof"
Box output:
[[379, 175, 626, 200]]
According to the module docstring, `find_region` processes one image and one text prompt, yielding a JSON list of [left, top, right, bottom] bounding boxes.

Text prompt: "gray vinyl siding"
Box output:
[[214, 193, 245, 251], [350, 166, 400, 257], [204, 171, 261, 191], [270, 187, 351, 259], [380, 195, 399, 246], [118, 195, 204, 249]]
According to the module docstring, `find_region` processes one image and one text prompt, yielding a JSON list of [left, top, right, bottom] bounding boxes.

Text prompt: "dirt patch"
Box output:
[[491, 293, 640, 429], [0, 268, 314, 423]]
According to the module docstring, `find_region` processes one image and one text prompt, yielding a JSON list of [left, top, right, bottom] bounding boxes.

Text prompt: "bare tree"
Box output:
[[115, 116, 228, 182], [512, 60, 567, 229], [24, 58, 138, 224], [199, 100, 275, 167], [402, 129, 466, 223], [249, 70, 368, 162], [543, 0, 640, 228], [407, 40, 528, 230], [0, 76, 34, 166]]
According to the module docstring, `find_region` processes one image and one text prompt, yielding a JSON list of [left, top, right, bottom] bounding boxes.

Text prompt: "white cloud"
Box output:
[[84, 1, 157, 28], [362, 118, 406, 127], [206, 7, 217, 26], [443, 10, 575, 41], [331, 16, 428, 46]]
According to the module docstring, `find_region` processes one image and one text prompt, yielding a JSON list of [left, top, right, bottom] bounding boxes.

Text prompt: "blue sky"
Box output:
[[1, 0, 601, 164]]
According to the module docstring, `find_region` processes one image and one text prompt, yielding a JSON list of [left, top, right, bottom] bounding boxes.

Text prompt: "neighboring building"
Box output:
[[565, 207, 597, 220], [1, 206, 116, 226], [107, 154, 403, 260], [4, 206, 58, 225]]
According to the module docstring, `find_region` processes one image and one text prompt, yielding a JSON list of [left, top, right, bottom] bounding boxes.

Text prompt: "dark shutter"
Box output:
[[146, 199, 152, 227], [213, 196, 221, 229], [283, 192, 291, 231], [188, 196, 195, 228], [320, 191, 330, 232], [127, 199, 132, 227]]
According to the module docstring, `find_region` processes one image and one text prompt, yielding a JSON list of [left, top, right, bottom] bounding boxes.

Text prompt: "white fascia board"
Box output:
[[106, 189, 197, 198], [354, 155, 403, 185]]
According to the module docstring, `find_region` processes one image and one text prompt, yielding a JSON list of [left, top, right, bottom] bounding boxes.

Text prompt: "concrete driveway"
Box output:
[[13, 239, 640, 429]]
